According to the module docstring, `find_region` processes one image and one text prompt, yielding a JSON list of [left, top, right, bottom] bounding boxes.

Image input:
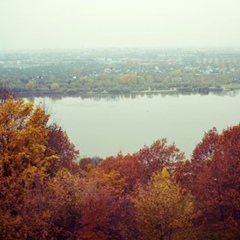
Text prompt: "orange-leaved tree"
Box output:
[[99, 153, 144, 193], [194, 125, 240, 232], [76, 167, 127, 240], [47, 123, 80, 176], [175, 124, 240, 238], [175, 127, 219, 194], [134, 139, 185, 183]]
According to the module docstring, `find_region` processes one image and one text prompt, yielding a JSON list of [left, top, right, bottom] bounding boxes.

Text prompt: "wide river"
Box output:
[[31, 91, 240, 159]]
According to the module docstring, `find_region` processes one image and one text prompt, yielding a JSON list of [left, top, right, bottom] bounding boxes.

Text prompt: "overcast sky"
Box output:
[[0, 0, 240, 50]]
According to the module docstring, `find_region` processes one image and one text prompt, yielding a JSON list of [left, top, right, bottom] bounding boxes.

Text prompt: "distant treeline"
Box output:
[[1, 49, 240, 97]]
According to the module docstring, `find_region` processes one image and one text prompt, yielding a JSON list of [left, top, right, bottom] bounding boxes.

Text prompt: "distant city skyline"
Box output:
[[1, 0, 240, 50]]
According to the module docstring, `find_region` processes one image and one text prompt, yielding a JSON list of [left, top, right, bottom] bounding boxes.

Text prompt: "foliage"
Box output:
[[0, 98, 53, 239], [76, 167, 136, 240], [196, 125, 240, 228], [175, 128, 219, 194], [0, 87, 14, 103], [132, 168, 195, 240], [134, 139, 185, 182], [1, 93, 240, 239], [0, 98, 56, 177], [99, 153, 144, 193], [175, 125, 240, 238], [100, 139, 184, 192], [0, 98, 81, 239], [47, 123, 80, 176]]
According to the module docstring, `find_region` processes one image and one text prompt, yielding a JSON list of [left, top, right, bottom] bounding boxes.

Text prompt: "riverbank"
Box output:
[[11, 84, 240, 99]]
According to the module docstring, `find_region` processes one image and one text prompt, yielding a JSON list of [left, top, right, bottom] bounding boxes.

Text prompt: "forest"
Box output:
[[0, 88, 240, 240]]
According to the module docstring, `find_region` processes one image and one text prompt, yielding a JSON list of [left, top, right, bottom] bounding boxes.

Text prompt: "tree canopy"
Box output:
[[0, 94, 240, 239]]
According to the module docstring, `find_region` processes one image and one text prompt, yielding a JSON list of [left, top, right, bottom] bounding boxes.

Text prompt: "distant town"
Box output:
[[0, 47, 240, 97]]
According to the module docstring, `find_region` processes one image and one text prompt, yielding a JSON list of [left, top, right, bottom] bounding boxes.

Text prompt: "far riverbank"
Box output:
[[12, 84, 240, 99]]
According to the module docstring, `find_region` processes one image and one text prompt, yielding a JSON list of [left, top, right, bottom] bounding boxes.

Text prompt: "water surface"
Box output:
[[32, 91, 240, 159]]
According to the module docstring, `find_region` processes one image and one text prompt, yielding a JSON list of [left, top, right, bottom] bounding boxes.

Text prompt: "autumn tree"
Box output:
[[97, 140, 187, 239], [77, 179, 118, 240], [175, 125, 240, 238], [99, 153, 144, 193], [47, 169, 83, 239], [175, 128, 219, 194], [132, 168, 195, 240], [47, 123, 80, 176], [0, 86, 13, 103], [0, 98, 81, 239], [134, 139, 185, 183], [0, 98, 55, 239], [100, 140, 184, 191], [195, 125, 240, 232], [76, 168, 127, 240], [79, 157, 103, 172], [0, 98, 57, 178]]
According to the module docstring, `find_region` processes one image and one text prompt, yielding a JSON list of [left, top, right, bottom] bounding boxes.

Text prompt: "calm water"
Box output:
[[32, 91, 240, 159]]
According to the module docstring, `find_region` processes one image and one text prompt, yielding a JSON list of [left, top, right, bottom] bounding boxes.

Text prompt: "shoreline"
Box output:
[[12, 86, 240, 99]]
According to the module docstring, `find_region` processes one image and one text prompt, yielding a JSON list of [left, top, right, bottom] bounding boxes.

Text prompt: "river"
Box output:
[[30, 91, 240, 159]]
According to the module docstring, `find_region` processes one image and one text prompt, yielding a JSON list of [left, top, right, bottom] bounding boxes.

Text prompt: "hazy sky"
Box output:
[[1, 0, 240, 50]]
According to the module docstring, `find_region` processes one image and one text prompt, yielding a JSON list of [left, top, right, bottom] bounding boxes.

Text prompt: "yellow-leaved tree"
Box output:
[[132, 168, 196, 240], [0, 98, 57, 177], [0, 98, 78, 239]]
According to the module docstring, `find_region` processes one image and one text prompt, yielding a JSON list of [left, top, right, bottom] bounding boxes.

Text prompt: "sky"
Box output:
[[0, 0, 240, 50]]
